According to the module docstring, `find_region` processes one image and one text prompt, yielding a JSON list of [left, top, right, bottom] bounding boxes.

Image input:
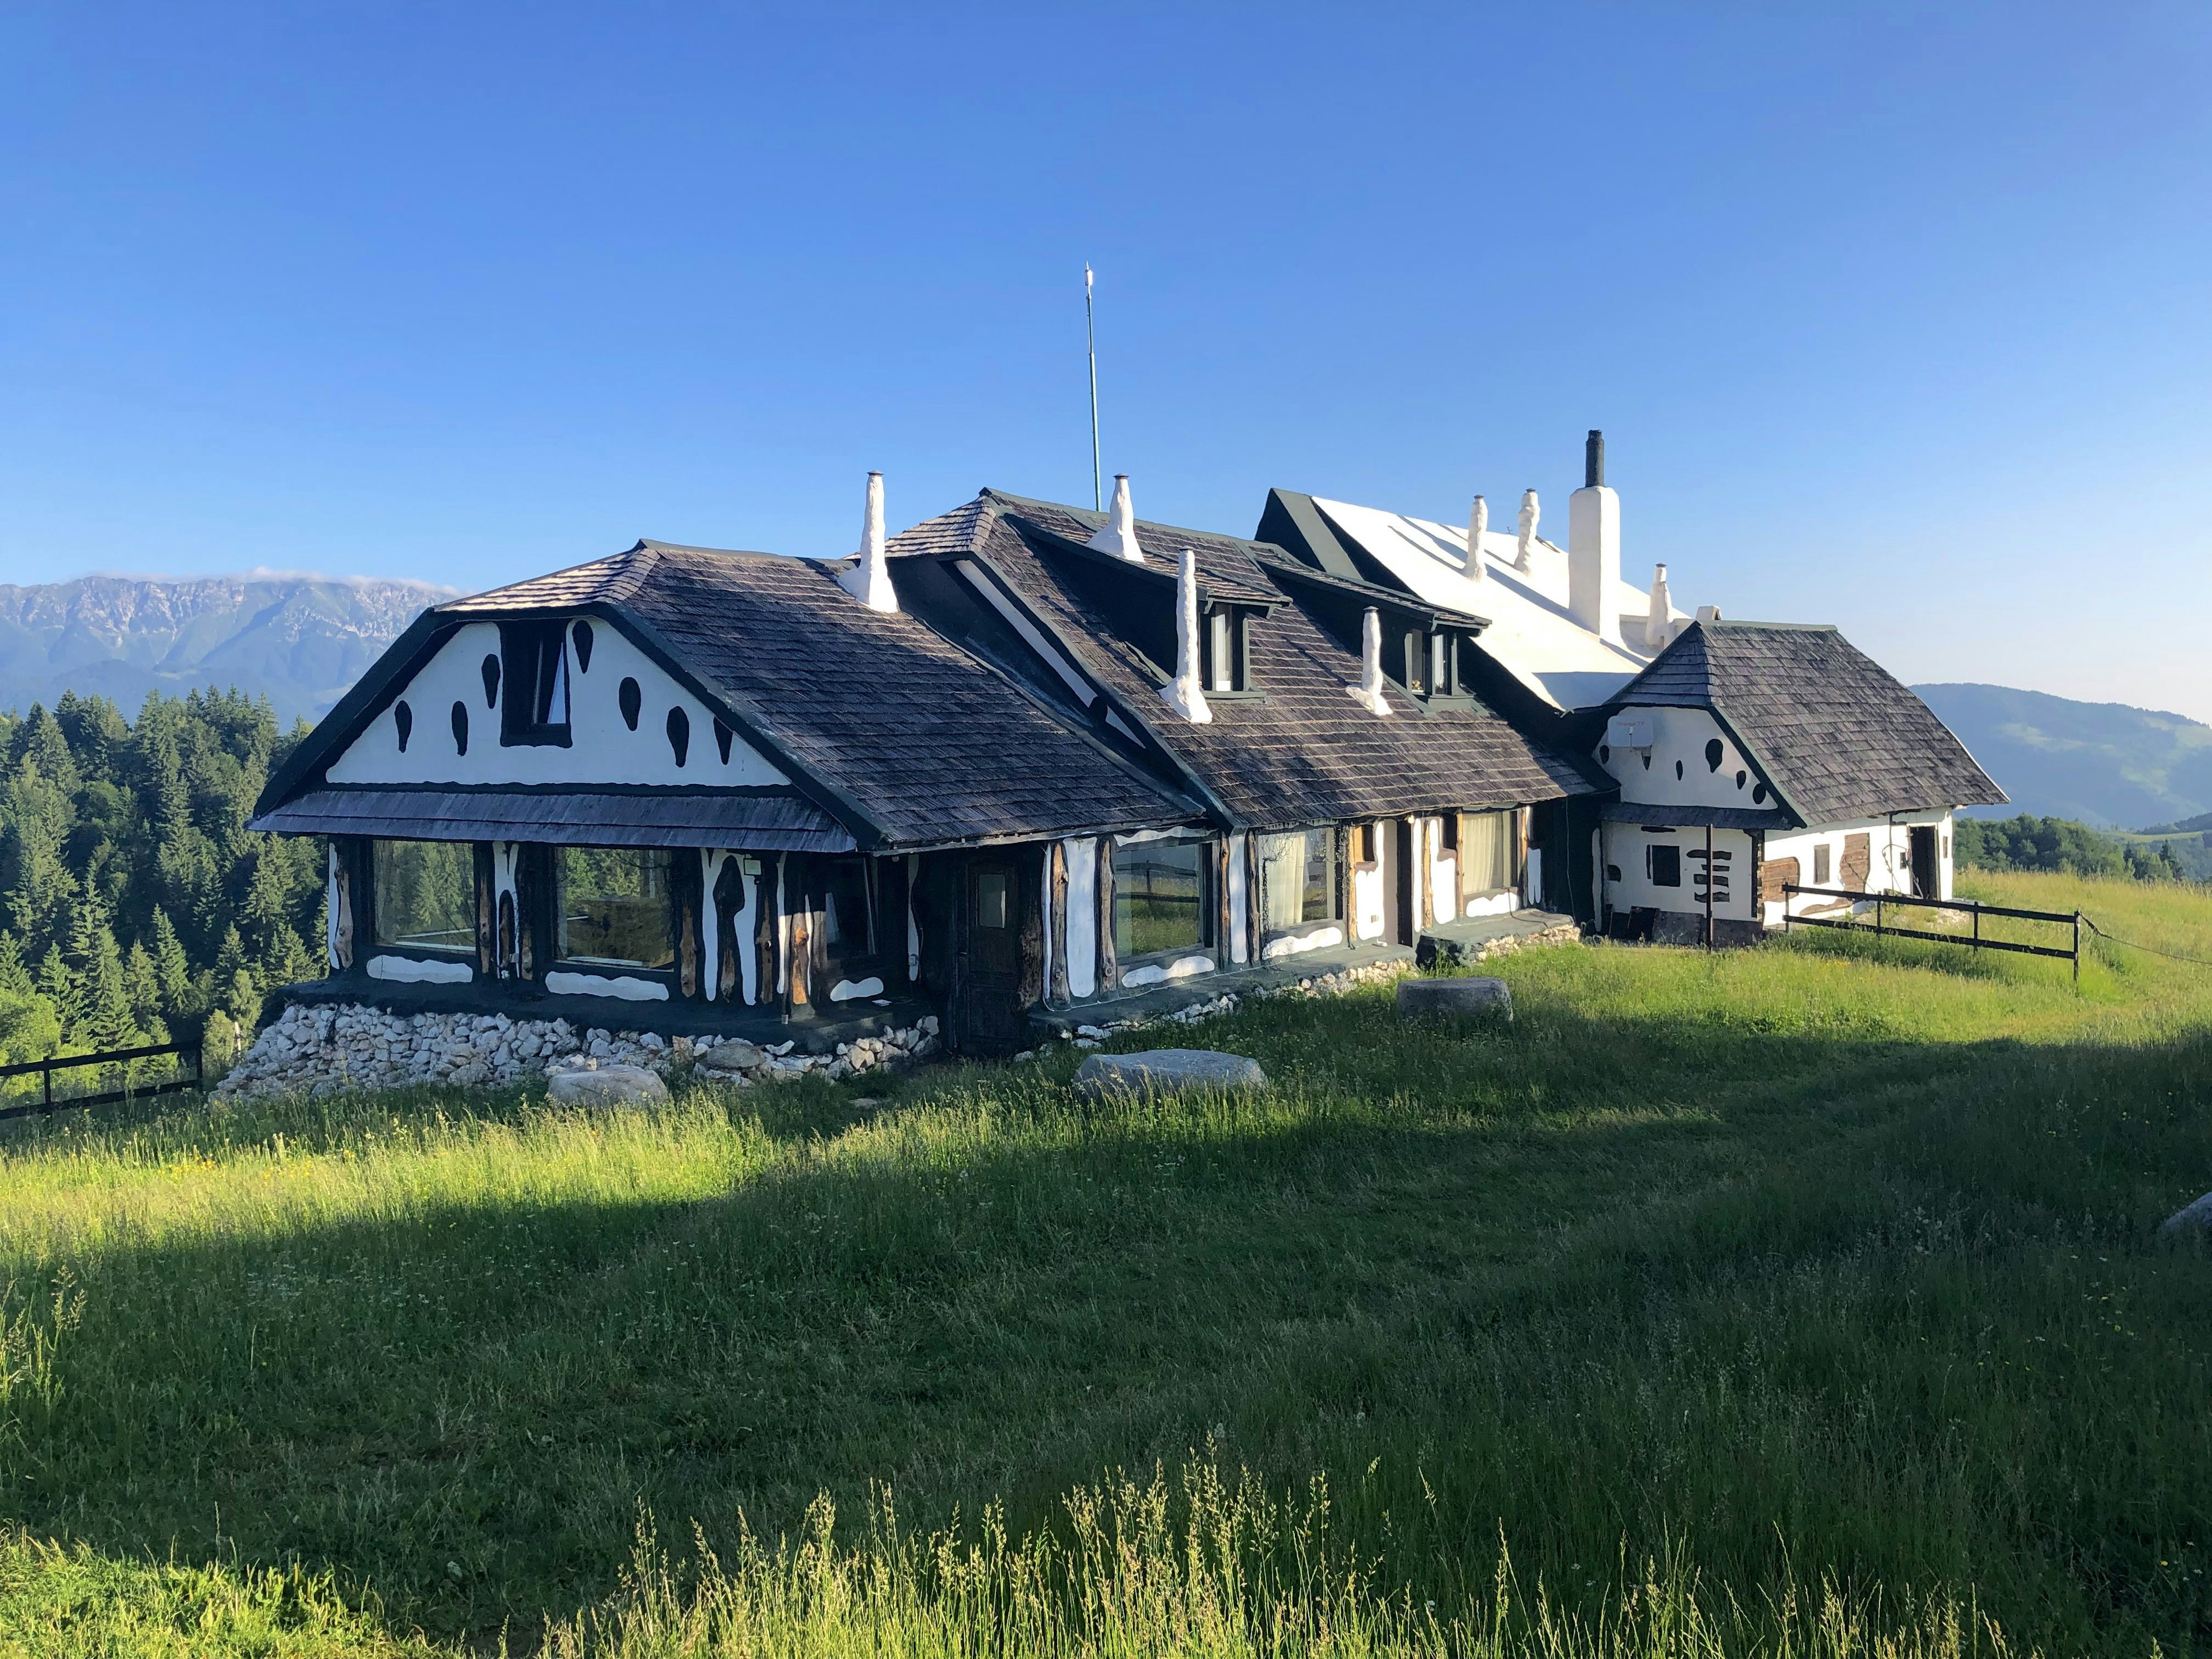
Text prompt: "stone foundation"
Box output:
[[214, 1002, 940, 1102], [1014, 957, 1412, 1059], [1414, 918, 1582, 971]]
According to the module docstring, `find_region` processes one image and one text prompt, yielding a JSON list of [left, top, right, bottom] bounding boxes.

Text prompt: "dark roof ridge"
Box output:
[[1700, 619, 1839, 632]]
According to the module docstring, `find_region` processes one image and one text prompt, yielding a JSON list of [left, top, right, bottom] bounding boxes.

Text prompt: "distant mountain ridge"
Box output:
[[0, 572, 455, 724], [1911, 683, 2212, 830]]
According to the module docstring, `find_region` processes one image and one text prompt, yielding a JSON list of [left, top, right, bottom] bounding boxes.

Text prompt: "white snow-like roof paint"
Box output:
[[1307, 496, 1691, 712]]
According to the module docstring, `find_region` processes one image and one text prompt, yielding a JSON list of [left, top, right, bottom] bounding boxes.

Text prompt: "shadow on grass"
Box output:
[[2, 983, 2211, 1653]]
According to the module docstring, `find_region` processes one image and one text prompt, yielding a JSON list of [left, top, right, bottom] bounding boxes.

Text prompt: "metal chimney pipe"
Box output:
[[1585, 430, 1605, 489]]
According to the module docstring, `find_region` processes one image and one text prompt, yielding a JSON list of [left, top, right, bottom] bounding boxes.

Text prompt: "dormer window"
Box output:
[[499, 621, 573, 747], [1200, 604, 1253, 693]]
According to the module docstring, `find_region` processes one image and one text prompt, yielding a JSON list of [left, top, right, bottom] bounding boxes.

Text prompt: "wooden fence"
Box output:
[[1781, 885, 2083, 984], [0, 1039, 204, 1122]]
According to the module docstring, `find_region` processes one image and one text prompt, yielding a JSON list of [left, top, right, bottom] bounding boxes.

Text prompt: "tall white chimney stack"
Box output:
[[1514, 490, 1539, 571], [1157, 550, 1213, 724], [1567, 430, 1619, 638], [1345, 607, 1392, 717], [1465, 495, 1488, 581], [1088, 474, 1145, 562], [839, 471, 899, 613], [1643, 563, 1673, 650]]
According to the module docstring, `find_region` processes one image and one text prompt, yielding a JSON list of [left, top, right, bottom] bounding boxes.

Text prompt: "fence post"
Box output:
[[1973, 903, 1980, 955], [41, 1060, 52, 1113], [2073, 911, 2081, 989]]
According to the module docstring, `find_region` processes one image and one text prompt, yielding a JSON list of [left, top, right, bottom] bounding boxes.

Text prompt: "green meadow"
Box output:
[[0, 871, 2209, 1656]]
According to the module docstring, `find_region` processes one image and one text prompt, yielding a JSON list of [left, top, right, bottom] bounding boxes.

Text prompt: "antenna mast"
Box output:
[[1085, 264, 1101, 510]]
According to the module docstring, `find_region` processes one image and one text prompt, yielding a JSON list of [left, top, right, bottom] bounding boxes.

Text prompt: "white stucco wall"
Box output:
[[328, 619, 789, 789], [1600, 823, 1758, 921], [1226, 832, 1249, 965], [1760, 810, 1955, 925], [1595, 705, 1779, 814], [700, 849, 761, 1006]]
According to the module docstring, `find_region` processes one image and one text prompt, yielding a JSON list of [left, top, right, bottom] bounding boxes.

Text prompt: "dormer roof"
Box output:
[[889, 490, 1599, 829]]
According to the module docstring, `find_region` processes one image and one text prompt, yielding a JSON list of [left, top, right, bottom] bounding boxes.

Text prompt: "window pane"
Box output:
[[373, 840, 475, 952], [1461, 810, 1516, 892], [1113, 836, 1208, 958], [558, 847, 674, 968], [823, 858, 873, 955], [975, 872, 1009, 930], [1258, 830, 1338, 931], [1209, 611, 1232, 693], [1649, 843, 1681, 888]]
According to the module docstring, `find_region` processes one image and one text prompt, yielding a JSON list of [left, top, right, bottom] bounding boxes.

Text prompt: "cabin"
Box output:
[[248, 512, 1209, 1056], [1582, 619, 2008, 944], [248, 474, 1603, 1053], [883, 482, 1601, 1027], [1253, 430, 2005, 935]]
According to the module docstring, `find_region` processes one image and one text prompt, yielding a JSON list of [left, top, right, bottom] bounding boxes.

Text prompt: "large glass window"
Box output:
[[557, 847, 675, 969], [373, 839, 476, 953], [1460, 810, 1518, 893], [1256, 829, 1339, 933], [1112, 834, 1211, 960]]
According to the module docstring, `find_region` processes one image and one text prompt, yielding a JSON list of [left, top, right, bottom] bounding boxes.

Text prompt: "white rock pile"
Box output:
[[214, 1002, 940, 1102]]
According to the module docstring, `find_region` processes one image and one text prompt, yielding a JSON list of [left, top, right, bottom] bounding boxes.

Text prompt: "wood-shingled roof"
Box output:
[[891, 491, 1600, 830], [264, 540, 1203, 852], [1605, 620, 2008, 824]]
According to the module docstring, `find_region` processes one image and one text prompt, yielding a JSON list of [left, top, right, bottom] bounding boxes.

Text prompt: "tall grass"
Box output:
[[0, 871, 2205, 1655]]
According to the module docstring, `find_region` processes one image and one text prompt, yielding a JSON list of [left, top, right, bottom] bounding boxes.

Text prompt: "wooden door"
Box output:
[[1840, 832, 1871, 893], [1389, 819, 1416, 945], [1909, 825, 1938, 899], [953, 855, 1028, 1054]]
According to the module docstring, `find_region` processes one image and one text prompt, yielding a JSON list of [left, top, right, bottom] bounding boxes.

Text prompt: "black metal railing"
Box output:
[[1781, 885, 2082, 983], [0, 1039, 204, 1122]]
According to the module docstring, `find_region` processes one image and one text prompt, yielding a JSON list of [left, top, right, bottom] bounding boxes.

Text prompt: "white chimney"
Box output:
[[1514, 490, 1539, 571], [1643, 563, 1673, 650], [1465, 495, 1488, 581], [1345, 606, 1392, 717], [839, 471, 899, 613], [1088, 474, 1145, 563], [1157, 550, 1213, 725], [1567, 429, 1619, 638], [1696, 604, 1724, 625]]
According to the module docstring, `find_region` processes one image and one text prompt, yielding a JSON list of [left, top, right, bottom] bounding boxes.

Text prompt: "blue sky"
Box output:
[[2, 4, 2208, 716]]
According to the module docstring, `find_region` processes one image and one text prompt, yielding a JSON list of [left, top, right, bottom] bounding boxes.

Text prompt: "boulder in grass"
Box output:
[[1072, 1048, 1266, 1101], [548, 1065, 670, 1109], [2162, 1192, 2212, 1234], [1396, 977, 1513, 1021]]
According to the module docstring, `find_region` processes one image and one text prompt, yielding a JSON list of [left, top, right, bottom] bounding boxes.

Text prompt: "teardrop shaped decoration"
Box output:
[[619, 677, 642, 731], [666, 706, 690, 768], [480, 653, 501, 709], [450, 700, 469, 756], [395, 700, 413, 752], [714, 718, 733, 765], [572, 619, 594, 674]]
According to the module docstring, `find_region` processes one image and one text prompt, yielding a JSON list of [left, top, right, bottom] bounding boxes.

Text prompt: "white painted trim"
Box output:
[[1225, 831, 1249, 965], [1262, 923, 1344, 960], [1120, 953, 1217, 988], [952, 560, 1099, 708], [1040, 843, 1056, 998], [905, 853, 922, 982], [545, 969, 669, 1002], [830, 975, 885, 1002], [368, 953, 472, 984], [1464, 890, 1517, 918]]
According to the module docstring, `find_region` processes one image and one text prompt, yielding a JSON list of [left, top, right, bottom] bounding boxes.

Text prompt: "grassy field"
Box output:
[[0, 870, 2209, 1656]]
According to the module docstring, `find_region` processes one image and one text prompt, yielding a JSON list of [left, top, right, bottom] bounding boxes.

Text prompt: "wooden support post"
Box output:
[[2073, 911, 2081, 988], [1703, 824, 1714, 949]]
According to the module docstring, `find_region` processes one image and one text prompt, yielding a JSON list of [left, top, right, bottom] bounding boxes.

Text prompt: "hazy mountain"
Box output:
[[1913, 683, 2212, 830], [0, 572, 456, 725]]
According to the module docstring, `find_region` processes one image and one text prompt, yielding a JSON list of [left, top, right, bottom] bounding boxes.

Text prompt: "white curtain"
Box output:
[[1461, 810, 1516, 893]]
